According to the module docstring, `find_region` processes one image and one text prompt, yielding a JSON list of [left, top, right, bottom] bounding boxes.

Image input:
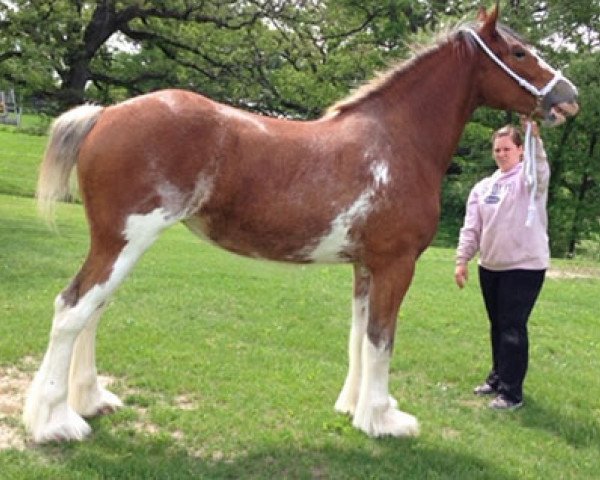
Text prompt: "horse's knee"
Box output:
[[51, 290, 101, 338]]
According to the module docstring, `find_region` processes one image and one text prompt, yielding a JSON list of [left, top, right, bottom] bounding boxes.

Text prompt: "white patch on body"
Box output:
[[371, 160, 390, 187], [184, 175, 214, 216], [155, 90, 183, 113], [156, 173, 215, 220], [352, 338, 419, 437], [303, 159, 391, 263], [217, 105, 269, 133], [157, 182, 184, 214], [24, 208, 175, 443], [307, 190, 373, 262]]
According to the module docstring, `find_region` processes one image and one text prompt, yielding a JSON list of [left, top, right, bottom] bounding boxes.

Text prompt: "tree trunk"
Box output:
[[567, 132, 597, 256]]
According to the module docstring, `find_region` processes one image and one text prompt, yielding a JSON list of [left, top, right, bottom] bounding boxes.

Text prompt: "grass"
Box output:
[[0, 128, 599, 478], [0, 129, 47, 198]]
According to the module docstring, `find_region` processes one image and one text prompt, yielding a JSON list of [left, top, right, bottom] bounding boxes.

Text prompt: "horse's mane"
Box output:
[[323, 21, 522, 118]]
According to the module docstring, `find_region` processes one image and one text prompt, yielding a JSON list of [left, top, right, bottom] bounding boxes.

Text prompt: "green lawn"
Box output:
[[0, 129, 599, 478], [0, 128, 47, 198]]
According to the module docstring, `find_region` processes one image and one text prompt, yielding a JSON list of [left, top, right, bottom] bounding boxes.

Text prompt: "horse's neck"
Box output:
[[368, 40, 480, 173]]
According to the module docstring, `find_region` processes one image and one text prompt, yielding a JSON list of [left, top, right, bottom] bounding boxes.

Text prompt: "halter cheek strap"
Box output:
[[462, 28, 572, 227], [461, 28, 577, 100]]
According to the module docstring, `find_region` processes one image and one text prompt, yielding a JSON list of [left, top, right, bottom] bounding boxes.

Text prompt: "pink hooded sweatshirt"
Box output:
[[456, 137, 550, 271]]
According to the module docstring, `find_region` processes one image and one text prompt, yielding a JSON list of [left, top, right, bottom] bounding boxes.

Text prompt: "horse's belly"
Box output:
[[183, 213, 356, 264]]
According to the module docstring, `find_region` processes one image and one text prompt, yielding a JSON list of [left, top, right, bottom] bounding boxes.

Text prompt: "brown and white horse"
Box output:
[[25, 6, 578, 443]]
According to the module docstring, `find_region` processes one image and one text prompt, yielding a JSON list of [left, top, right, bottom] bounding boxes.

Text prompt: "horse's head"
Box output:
[[470, 5, 579, 126]]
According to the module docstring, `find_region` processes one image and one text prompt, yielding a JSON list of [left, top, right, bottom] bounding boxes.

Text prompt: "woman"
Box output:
[[455, 118, 548, 410]]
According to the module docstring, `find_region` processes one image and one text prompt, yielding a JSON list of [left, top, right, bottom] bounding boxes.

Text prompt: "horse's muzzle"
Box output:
[[541, 79, 579, 126], [545, 101, 579, 126]]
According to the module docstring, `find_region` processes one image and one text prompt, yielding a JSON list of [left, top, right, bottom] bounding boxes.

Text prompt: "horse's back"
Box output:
[[73, 90, 363, 261]]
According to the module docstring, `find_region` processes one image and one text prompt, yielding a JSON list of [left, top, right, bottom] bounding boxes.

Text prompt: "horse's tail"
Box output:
[[37, 104, 105, 223]]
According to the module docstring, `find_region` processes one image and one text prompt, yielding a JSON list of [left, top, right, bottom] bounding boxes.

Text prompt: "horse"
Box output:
[[24, 5, 578, 443]]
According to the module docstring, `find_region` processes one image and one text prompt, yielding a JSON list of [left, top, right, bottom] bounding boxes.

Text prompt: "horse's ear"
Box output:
[[477, 6, 488, 22], [480, 3, 500, 38]]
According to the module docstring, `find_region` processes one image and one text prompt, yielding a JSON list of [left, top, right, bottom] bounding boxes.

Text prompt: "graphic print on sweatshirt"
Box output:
[[483, 181, 515, 206]]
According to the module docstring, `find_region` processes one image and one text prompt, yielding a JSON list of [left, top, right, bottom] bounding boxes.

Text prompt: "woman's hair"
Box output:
[[492, 125, 523, 147]]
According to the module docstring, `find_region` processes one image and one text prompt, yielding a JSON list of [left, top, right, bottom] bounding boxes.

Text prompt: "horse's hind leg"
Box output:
[[24, 208, 173, 443], [68, 305, 123, 417]]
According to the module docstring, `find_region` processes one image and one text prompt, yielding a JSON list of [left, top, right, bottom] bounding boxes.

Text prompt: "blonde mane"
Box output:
[[323, 23, 478, 118]]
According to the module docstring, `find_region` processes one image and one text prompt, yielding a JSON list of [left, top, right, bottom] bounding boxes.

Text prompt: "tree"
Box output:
[[440, 0, 600, 257], [1, 0, 598, 256], [0, 0, 426, 116]]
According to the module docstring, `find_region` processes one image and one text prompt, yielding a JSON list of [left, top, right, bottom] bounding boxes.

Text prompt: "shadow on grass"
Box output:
[[19, 426, 518, 480], [517, 396, 600, 450]]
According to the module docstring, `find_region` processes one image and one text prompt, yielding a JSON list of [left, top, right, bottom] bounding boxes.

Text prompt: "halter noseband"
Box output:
[[462, 28, 563, 228], [461, 28, 576, 101]]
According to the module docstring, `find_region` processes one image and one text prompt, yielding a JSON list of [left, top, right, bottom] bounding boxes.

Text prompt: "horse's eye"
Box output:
[[513, 49, 527, 59]]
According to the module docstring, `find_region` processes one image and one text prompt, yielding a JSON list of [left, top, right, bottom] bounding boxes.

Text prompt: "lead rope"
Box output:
[[460, 27, 554, 228], [523, 120, 537, 227]]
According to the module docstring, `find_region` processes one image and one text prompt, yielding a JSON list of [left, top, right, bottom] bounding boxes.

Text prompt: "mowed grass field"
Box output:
[[1, 127, 599, 479]]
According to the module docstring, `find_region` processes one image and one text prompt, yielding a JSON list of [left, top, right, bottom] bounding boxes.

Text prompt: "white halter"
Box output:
[[461, 28, 564, 227], [461, 27, 575, 99]]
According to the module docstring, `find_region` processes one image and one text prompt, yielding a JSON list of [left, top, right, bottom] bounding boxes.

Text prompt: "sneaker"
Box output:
[[489, 395, 523, 410], [473, 383, 496, 396]]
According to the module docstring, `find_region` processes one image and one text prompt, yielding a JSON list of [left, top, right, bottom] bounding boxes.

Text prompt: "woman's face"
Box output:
[[493, 135, 523, 172]]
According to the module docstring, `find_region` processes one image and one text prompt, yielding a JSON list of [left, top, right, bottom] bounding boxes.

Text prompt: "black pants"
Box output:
[[478, 267, 545, 403]]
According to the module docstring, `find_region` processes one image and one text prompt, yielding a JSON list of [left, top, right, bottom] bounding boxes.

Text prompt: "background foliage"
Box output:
[[0, 0, 598, 257]]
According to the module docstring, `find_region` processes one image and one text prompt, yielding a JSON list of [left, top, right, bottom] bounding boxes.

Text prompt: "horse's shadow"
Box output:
[[30, 424, 517, 480], [26, 393, 600, 478]]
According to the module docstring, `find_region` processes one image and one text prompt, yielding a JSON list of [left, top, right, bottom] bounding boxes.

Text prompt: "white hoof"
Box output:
[[25, 403, 91, 443], [70, 387, 123, 418], [353, 402, 420, 437]]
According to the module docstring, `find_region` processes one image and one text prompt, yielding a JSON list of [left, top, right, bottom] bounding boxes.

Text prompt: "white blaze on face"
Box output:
[[305, 160, 391, 263]]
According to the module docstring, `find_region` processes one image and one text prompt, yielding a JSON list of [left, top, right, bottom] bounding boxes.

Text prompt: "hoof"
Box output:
[[71, 387, 123, 418], [26, 406, 91, 444], [353, 402, 420, 438]]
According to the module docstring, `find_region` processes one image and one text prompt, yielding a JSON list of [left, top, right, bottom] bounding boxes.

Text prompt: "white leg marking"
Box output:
[[68, 308, 123, 417], [352, 339, 419, 437], [23, 295, 94, 443], [335, 294, 368, 415], [24, 208, 175, 443]]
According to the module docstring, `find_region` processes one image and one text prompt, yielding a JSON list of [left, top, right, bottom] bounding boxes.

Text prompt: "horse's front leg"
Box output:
[[352, 256, 420, 437], [335, 264, 370, 415]]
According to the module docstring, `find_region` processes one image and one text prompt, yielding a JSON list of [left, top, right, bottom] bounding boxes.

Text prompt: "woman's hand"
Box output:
[[455, 263, 468, 289], [520, 115, 540, 137]]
